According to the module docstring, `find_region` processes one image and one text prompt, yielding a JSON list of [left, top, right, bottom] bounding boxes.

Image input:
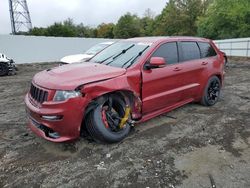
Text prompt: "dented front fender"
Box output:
[[82, 69, 142, 119]]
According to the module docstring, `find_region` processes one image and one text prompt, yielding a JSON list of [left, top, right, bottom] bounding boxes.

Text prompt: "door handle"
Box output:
[[174, 67, 182, 71], [202, 62, 208, 65]]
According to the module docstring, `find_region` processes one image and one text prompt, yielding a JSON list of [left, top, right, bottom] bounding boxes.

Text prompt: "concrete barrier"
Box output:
[[0, 35, 118, 64], [1, 35, 249, 64]]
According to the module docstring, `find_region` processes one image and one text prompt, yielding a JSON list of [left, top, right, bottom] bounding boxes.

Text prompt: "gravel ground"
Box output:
[[0, 59, 250, 188]]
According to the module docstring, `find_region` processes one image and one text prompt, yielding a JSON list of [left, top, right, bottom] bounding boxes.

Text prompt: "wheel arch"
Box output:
[[80, 89, 141, 136], [197, 73, 223, 101], [205, 73, 223, 86], [214, 74, 222, 84], [84, 89, 140, 115]]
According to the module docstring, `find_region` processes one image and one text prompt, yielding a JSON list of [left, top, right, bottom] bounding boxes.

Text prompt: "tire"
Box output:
[[85, 95, 131, 143], [0, 63, 9, 76], [201, 76, 221, 106]]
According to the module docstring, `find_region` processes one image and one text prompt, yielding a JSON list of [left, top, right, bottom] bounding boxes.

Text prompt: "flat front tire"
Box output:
[[85, 95, 131, 143]]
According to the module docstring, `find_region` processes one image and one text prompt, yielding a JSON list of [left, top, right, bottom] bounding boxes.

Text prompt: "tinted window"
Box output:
[[181, 42, 200, 61], [152, 42, 178, 64], [198, 42, 217, 58]]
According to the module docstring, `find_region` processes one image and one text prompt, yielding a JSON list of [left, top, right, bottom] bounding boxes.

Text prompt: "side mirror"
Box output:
[[145, 57, 166, 70]]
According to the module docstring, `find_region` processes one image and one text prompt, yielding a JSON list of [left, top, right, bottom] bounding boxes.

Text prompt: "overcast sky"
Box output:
[[0, 0, 167, 34]]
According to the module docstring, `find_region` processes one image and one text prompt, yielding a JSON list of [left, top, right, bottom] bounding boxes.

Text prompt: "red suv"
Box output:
[[25, 37, 226, 143]]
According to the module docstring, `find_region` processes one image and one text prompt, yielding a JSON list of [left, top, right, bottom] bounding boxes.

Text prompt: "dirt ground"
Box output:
[[0, 59, 250, 188]]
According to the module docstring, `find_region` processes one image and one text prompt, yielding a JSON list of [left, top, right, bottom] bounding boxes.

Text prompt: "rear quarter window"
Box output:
[[180, 42, 200, 61], [198, 42, 217, 58]]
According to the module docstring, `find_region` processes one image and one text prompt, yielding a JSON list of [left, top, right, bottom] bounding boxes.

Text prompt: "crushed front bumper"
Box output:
[[25, 93, 88, 142]]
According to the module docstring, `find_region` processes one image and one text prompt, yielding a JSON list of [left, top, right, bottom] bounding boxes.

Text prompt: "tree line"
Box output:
[[26, 0, 250, 40]]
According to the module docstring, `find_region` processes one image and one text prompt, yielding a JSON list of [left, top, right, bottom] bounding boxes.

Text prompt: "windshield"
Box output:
[[85, 43, 110, 55], [89, 41, 150, 68]]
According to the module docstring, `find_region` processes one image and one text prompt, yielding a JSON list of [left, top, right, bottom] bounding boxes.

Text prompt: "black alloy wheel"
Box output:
[[201, 76, 221, 106], [207, 79, 220, 103]]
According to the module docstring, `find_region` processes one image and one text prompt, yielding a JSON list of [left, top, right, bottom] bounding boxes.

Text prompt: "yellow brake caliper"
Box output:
[[119, 105, 131, 129]]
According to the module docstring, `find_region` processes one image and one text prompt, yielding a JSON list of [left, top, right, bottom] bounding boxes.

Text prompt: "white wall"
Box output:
[[214, 38, 250, 57], [0, 35, 249, 64], [0, 35, 117, 64]]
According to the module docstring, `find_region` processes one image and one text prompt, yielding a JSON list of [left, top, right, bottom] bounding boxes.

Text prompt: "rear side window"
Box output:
[[152, 42, 178, 64], [180, 42, 200, 61], [198, 42, 217, 58]]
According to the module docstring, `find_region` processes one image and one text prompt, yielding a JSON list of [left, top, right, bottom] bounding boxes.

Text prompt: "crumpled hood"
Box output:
[[33, 62, 126, 90], [60, 54, 93, 64]]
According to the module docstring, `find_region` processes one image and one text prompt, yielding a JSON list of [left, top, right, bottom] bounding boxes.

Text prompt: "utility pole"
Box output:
[[8, 0, 32, 34]]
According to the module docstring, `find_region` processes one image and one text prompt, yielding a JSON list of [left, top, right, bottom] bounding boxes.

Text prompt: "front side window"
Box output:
[[198, 42, 217, 58], [180, 42, 200, 61], [151, 42, 178, 64]]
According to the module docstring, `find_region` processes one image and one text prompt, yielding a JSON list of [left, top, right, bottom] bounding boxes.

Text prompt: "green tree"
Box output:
[[29, 27, 48, 36], [153, 0, 210, 36], [28, 18, 79, 37], [153, 0, 182, 35], [139, 9, 155, 36], [113, 12, 141, 38], [46, 22, 75, 37], [84, 27, 98, 38], [27, 0, 250, 40], [197, 0, 250, 39], [96, 23, 115, 38], [75, 23, 88, 37], [46, 18, 78, 37]]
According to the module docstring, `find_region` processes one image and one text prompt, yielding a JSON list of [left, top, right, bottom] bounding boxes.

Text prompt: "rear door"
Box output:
[[141, 42, 184, 114], [176, 41, 207, 101]]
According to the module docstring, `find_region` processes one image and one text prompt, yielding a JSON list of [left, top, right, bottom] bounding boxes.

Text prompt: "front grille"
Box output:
[[30, 83, 48, 103]]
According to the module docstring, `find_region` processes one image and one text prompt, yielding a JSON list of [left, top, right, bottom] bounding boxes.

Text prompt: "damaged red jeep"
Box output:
[[25, 37, 226, 143]]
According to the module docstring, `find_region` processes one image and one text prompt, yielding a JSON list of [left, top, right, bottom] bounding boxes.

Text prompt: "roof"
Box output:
[[126, 37, 169, 43], [126, 36, 210, 44]]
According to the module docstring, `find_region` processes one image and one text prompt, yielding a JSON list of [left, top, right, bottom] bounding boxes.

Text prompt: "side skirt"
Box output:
[[137, 98, 194, 123]]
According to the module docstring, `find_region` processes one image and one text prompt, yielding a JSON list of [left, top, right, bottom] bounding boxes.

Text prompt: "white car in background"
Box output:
[[60, 41, 114, 64], [0, 53, 16, 76]]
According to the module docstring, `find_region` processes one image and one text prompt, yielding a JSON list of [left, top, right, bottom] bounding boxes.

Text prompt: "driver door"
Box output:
[[141, 42, 184, 115]]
